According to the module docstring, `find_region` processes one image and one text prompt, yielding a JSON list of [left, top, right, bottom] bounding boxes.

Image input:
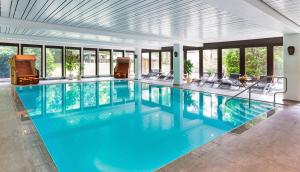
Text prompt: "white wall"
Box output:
[[283, 33, 300, 101]]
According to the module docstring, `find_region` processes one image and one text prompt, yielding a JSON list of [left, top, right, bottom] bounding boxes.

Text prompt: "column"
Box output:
[[134, 48, 142, 80], [42, 45, 46, 78], [283, 33, 300, 101], [173, 43, 184, 85]]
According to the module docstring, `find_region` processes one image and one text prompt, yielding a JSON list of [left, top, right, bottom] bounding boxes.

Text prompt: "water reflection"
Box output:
[[16, 80, 252, 128], [15, 80, 272, 171]]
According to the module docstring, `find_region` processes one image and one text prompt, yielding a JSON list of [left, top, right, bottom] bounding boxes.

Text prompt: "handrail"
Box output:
[[225, 76, 287, 107], [273, 76, 287, 107]]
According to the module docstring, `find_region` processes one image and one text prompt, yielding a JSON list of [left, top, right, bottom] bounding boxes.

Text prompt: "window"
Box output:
[[151, 52, 159, 72], [161, 51, 171, 73], [222, 48, 240, 77], [65, 48, 80, 76], [203, 49, 218, 74], [45, 47, 63, 78], [83, 49, 96, 76], [98, 50, 111, 75], [125, 51, 135, 75], [142, 52, 150, 74], [245, 47, 267, 78], [274, 46, 284, 76], [113, 50, 124, 69], [22, 45, 42, 77], [0, 45, 18, 79], [186, 50, 200, 78]]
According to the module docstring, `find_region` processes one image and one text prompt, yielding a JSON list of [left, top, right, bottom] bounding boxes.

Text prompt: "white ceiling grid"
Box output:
[[0, 0, 288, 47]]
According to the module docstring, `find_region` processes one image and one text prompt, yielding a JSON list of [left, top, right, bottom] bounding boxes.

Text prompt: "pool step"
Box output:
[[222, 102, 272, 123]]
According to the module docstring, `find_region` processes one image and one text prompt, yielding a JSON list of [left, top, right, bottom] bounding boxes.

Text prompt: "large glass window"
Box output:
[[46, 47, 63, 78], [113, 50, 124, 69], [274, 46, 284, 76], [161, 51, 171, 73], [98, 50, 111, 75], [22, 45, 42, 77], [222, 48, 240, 77], [65, 48, 80, 76], [203, 49, 218, 74], [186, 50, 200, 78], [151, 52, 159, 72], [125, 51, 135, 75], [245, 47, 267, 78], [83, 49, 96, 76], [142, 52, 150, 74], [0, 45, 18, 79]]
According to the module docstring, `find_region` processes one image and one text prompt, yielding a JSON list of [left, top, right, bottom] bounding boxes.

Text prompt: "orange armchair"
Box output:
[[10, 55, 40, 85], [114, 57, 130, 79]]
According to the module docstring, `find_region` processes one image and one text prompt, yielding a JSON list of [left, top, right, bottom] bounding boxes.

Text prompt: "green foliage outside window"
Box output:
[[0, 46, 17, 78], [23, 47, 42, 73], [245, 47, 267, 77], [274, 46, 284, 76], [65, 50, 80, 75], [45, 49, 56, 76], [223, 49, 240, 77]]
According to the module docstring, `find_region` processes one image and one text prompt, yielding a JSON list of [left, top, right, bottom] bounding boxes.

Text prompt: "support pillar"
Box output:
[[283, 33, 300, 101], [173, 43, 184, 85], [134, 48, 142, 80]]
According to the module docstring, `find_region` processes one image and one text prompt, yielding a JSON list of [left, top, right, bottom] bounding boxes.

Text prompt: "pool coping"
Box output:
[[11, 80, 279, 172], [10, 86, 59, 172], [156, 108, 277, 171]]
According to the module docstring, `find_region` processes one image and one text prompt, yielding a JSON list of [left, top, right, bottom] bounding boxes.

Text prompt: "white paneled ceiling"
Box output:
[[263, 0, 300, 26], [0, 0, 292, 47]]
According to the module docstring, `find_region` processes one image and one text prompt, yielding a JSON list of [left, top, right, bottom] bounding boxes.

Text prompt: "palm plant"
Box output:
[[184, 59, 193, 82], [65, 53, 79, 79]]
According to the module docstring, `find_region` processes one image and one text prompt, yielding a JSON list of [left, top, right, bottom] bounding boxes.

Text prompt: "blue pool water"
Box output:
[[16, 80, 273, 172]]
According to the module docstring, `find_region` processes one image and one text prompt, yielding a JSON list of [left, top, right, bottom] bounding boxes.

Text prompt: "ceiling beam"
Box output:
[[0, 33, 161, 50], [205, 0, 300, 34], [0, 16, 203, 47]]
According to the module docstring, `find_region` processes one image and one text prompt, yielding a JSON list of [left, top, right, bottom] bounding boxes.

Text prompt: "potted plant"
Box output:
[[184, 59, 193, 83], [65, 53, 79, 80]]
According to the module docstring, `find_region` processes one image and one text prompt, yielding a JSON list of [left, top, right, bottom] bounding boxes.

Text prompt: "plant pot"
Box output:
[[77, 75, 81, 80], [186, 76, 192, 83], [68, 74, 74, 80]]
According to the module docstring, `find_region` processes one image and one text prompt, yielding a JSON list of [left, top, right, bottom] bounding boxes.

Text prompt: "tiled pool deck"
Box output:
[[0, 78, 299, 172]]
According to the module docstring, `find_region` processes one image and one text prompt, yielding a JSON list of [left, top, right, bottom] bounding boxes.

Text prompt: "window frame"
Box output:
[[83, 48, 97, 77], [0, 43, 19, 81], [65, 47, 81, 77], [21, 44, 43, 78], [98, 48, 112, 76], [45, 45, 64, 79]]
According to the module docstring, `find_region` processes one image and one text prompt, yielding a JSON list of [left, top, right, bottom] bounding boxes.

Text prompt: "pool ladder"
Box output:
[[225, 76, 288, 108]]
